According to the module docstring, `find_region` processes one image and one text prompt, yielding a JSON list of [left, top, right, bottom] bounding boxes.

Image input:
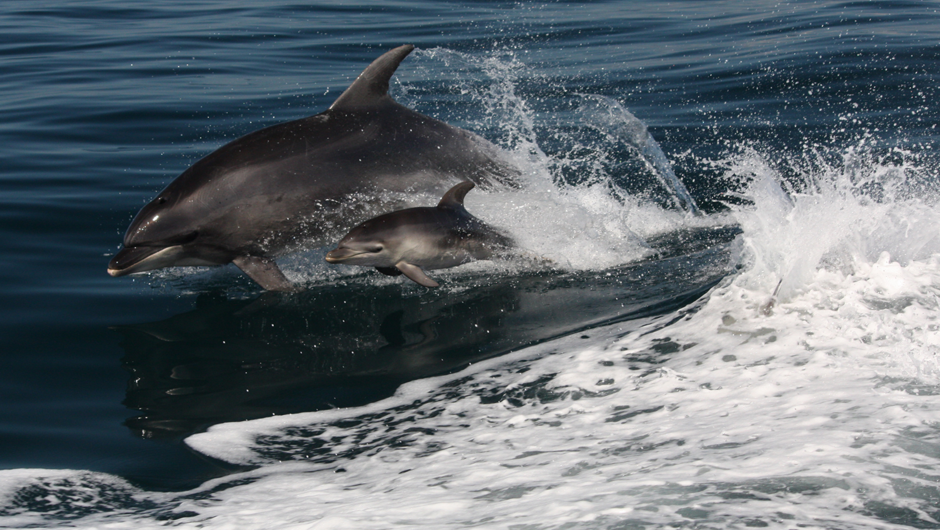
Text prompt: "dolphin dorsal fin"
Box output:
[[329, 45, 415, 111], [438, 181, 475, 210]]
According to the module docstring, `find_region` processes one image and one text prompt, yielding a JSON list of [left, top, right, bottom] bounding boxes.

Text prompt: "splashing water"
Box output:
[[262, 48, 711, 288], [575, 94, 700, 215], [721, 143, 940, 302]]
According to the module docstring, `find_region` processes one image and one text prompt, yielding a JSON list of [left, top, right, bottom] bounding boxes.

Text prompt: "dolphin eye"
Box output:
[[157, 197, 167, 204], [368, 245, 383, 253]]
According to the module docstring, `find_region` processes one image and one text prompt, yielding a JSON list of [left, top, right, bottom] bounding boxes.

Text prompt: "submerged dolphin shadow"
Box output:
[[113, 226, 740, 440]]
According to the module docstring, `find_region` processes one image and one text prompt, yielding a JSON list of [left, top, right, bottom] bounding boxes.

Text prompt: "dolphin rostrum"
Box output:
[[324, 181, 513, 287], [108, 45, 518, 291]]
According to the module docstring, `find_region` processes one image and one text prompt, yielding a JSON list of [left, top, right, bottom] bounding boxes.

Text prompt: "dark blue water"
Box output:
[[2, 1, 939, 526]]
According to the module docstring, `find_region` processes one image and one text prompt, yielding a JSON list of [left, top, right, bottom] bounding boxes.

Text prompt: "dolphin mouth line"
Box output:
[[109, 231, 201, 276], [108, 245, 181, 276], [325, 249, 372, 263]]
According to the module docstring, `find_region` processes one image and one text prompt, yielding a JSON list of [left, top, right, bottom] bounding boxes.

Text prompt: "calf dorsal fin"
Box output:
[[438, 181, 474, 211]]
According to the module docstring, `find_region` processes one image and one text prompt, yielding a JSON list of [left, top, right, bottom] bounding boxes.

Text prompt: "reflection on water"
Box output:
[[115, 226, 740, 440]]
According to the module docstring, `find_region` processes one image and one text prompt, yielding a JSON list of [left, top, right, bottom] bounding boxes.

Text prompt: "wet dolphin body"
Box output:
[[108, 45, 518, 291], [324, 181, 513, 287]]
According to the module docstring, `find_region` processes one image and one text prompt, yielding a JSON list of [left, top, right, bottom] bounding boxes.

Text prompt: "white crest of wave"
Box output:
[[719, 142, 940, 381], [723, 144, 940, 302]]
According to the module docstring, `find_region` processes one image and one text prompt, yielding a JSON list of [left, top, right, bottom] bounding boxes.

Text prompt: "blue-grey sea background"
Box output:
[[2, 1, 940, 528]]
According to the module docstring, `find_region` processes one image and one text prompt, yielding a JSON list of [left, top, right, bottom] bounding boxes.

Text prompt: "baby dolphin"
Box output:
[[325, 181, 513, 287]]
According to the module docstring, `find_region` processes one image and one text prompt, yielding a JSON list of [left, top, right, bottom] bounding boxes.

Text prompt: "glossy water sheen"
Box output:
[[1, 0, 939, 527]]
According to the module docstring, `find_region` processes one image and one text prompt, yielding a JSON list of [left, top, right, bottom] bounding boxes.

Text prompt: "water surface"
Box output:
[[1, 1, 939, 528]]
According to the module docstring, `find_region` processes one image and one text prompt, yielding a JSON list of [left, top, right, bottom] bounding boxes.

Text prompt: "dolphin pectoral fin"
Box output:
[[232, 256, 298, 292], [395, 261, 439, 288], [375, 266, 403, 276]]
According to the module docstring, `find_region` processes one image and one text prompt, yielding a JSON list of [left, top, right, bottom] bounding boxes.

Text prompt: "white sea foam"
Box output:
[[6, 143, 940, 530], [171, 142, 940, 529]]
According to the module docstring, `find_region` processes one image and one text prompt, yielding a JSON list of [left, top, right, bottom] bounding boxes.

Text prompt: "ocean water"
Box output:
[[2, 0, 939, 528]]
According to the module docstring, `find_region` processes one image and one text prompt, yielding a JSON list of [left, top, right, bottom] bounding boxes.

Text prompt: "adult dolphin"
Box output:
[[108, 45, 518, 291]]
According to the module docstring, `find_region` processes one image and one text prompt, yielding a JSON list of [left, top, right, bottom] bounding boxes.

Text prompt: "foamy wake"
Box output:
[[174, 142, 940, 529]]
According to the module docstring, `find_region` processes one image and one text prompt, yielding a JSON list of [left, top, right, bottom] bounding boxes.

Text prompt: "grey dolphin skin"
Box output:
[[108, 45, 518, 291], [325, 181, 513, 287]]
